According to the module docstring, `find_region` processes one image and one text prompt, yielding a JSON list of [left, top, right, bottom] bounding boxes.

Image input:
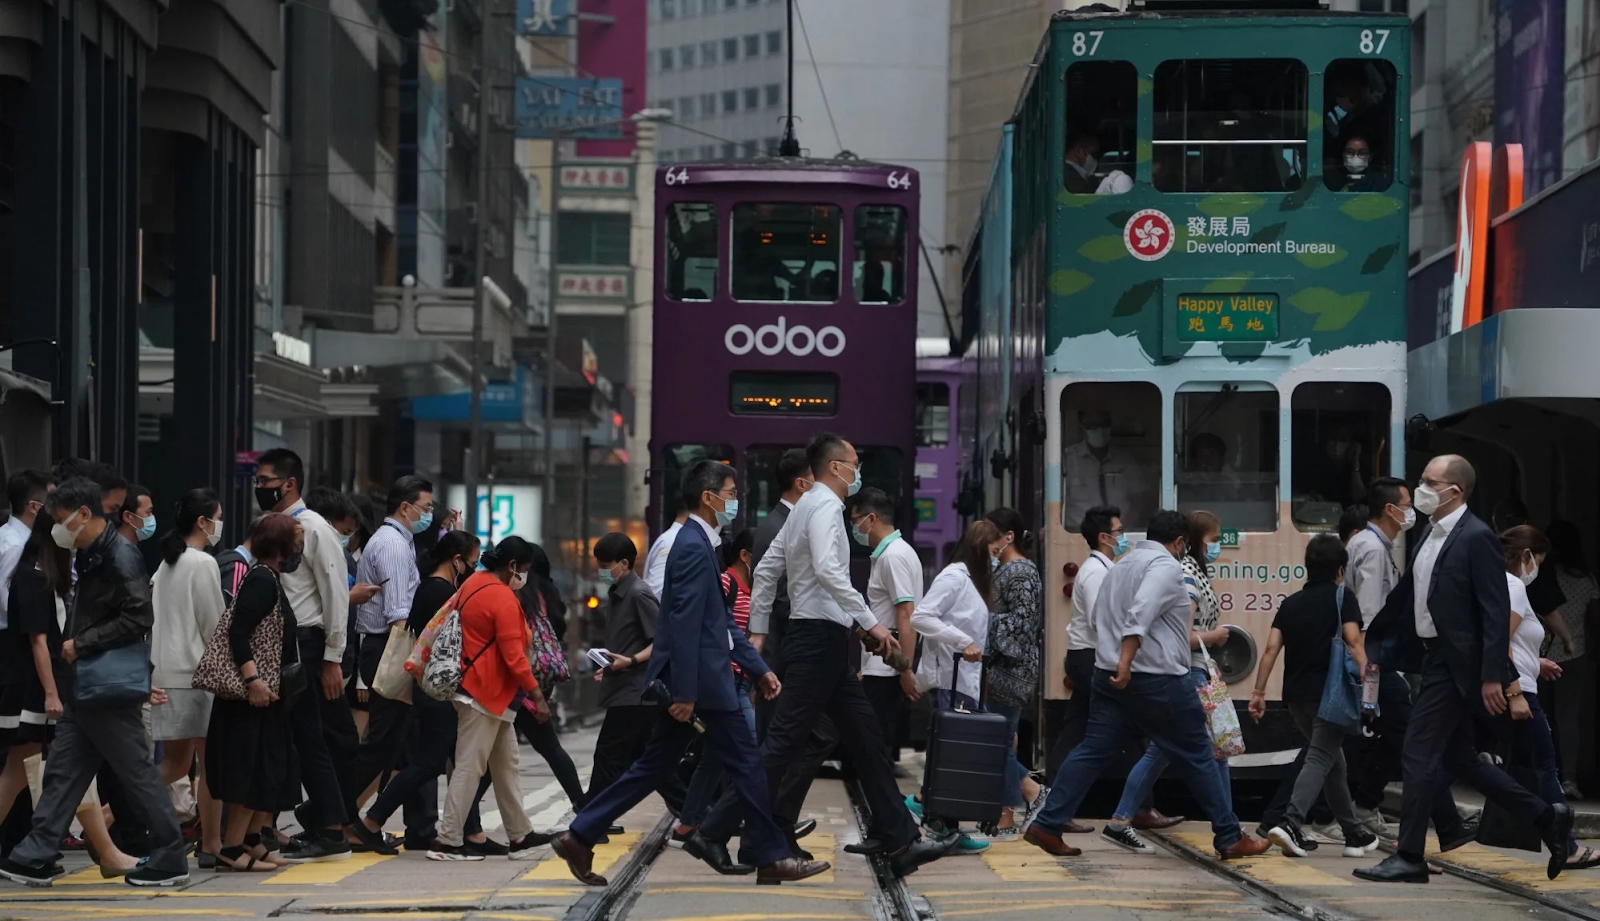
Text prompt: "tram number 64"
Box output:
[[663, 167, 691, 186], [1359, 29, 1390, 54], [1071, 31, 1103, 57]]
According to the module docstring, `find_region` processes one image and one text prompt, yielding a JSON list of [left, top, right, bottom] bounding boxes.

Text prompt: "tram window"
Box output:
[[915, 382, 951, 447], [1060, 382, 1161, 533], [1063, 61, 1137, 195], [731, 203, 841, 302], [854, 205, 908, 304], [660, 443, 735, 532], [1152, 59, 1308, 193], [743, 446, 798, 527], [1175, 387, 1280, 532], [1323, 60, 1397, 192], [664, 203, 717, 301], [1290, 382, 1391, 532]]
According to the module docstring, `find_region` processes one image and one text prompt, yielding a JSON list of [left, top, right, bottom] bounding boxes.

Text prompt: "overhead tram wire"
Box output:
[[792, 0, 842, 155]]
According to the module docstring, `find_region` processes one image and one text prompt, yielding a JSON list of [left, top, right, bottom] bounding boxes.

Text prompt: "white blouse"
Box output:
[[911, 562, 990, 702]]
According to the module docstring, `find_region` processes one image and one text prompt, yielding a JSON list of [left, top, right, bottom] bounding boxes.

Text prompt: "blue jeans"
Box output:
[[985, 699, 1031, 810], [1035, 670, 1242, 852], [1518, 691, 1578, 852], [679, 677, 757, 827], [1112, 666, 1232, 822]]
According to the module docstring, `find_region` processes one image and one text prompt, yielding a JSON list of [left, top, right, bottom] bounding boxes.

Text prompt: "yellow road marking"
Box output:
[[797, 832, 836, 885], [9, 907, 253, 917], [1170, 832, 1352, 887], [52, 867, 114, 885], [521, 832, 640, 880], [1426, 842, 1600, 891], [474, 915, 558, 921], [643, 915, 861, 921], [977, 839, 1074, 881], [261, 851, 394, 885]]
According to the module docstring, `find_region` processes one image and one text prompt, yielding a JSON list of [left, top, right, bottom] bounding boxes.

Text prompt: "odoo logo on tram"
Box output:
[[724, 317, 846, 358]]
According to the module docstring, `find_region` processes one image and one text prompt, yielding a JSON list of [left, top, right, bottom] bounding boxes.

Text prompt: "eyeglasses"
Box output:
[[252, 475, 287, 488]]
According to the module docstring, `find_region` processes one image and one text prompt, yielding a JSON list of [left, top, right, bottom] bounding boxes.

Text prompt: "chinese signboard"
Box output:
[[559, 161, 634, 193], [1175, 293, 1279, 342], [515, 77, 624, 139], [516, 0, 568, 36], [558, 270, 632, 300]]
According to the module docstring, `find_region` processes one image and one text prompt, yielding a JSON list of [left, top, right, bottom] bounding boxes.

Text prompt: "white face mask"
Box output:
[[1344, 153, 1370, 174], [1413, 483, 1455, 517], [51, 513, 85, 550], [509, 570, 528, 590], [1520, 556, 1540, 587], [1085, 427, 1112, 449], [207, 518, 225, 547], [1391, 505, 1416, 531], [1081, 154, 1098, 176]]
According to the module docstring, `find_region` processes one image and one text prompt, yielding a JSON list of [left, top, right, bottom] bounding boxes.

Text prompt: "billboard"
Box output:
[[1490, 159, 1600, 312], [514, 77, 624, 139], [445, 484, 544, 545], [517, 0, 568, 36], [1496, 0, 1566, 195]]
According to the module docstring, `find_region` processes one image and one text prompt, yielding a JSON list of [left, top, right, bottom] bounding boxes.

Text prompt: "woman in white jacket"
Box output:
[[151, 487, 226, 863], [912, 519, 1006, 709]]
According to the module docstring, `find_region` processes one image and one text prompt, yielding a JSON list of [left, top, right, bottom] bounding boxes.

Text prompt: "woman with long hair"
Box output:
[[1501, 526, 1599, 869], [510, 543, 585, 809], [150, 488, 226, 865], [980, 508, 1046, 839], [0, 514, 143, 877]]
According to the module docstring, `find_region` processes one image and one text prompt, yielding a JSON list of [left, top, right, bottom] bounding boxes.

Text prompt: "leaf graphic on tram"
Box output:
[[1289, 288, 1371, 332], [1278, 182, 1318, 212], [1136, 137, 1152, 165], [1293, 247, 1347, 269], [1249, 222, 1287, 245], [1201, 273, 1254, 294], [1078, 235, 1129, 264], [1106, 210, 1135, 229], [1338, 194, 1404, 222], [1111, 279, 1161, 317], [1196, 194, 1265, 218], [1049, 268, 1094, 297], [1361, 243, 1399, 275]]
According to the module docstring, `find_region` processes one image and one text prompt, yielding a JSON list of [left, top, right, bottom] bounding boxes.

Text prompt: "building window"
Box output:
[[721, 142, 737, 158], [743, 87, 760, 110], [660, 0, 675, 19], [724, 0, 736, 9], [1153, 59, 1308, 193], [682, 0, 696, 15], [723, 37, 738, 61], [1324, 59, 1397, 192], [854, 205, 907, 305], [679, 45, 695, 68], [764, 135, 780, 155], [916, 382, 951, 447], [1064, 61, 1137, 195], [764, 83, 781, 107], [703, 0, 717, 12], [558, 212, 632, 266], [658, 48, 674, 72], [731, 203, 841, 302], [742, 140, 760, 158], [1410, 134, 1423, 208], [765, 30, 782, 54], [723, 90, 739, 113], [1290, 382, 1391, 532], [678, 96, 695, 120], [746, 0, 759, 6], [701, 144, 716, 159], [744, 34, 760, 57], [659, 150, 674, 164], [1060, 383, 1162, 531], [1176, 386, 1280, 532], [700, 92, 717, 117], [701, 40, 717, 65], [680, 148, 697, 162]]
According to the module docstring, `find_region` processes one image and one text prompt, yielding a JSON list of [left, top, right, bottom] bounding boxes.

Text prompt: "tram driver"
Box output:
[[1062, 410, 1157, 531]]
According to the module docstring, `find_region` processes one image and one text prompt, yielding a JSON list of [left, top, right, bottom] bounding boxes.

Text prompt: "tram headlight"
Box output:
[[1211, 624, 1259, 685]]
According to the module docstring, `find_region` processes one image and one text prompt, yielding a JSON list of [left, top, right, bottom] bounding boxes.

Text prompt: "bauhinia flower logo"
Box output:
[[1124, 209, 1177, 262]]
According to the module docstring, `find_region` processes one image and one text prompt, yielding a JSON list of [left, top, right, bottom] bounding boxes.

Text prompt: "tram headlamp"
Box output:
[[1211, 624, 1259, 685]]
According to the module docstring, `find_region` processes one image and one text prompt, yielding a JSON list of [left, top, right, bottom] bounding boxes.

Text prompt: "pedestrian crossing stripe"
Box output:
[[796, 833, 835, 884], [263, 852, 394, 885], [521, 833, 641, 880], [978, 840, 1075, 881], [1426, 843, 1600, 891], [1168, 833, 1352, 886]]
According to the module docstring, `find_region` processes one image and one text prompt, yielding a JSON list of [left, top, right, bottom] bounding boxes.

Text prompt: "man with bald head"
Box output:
[[1357, 455, 1573, 883]]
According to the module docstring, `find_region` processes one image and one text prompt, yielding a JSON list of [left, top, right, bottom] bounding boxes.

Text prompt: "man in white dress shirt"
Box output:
[[643, 510, 688, 600]]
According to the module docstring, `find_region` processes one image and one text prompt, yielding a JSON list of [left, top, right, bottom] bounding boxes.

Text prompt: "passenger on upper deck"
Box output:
[[1327, 135, 1387, 192], [1062, 410, 1157, 531], [1063, 135, 1101, 194], [1324, 65, 1389, 144]]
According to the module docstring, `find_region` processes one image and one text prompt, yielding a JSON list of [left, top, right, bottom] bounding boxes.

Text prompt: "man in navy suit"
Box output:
[[552, 460, 828, 886], [1357, 455, 1572, 883]]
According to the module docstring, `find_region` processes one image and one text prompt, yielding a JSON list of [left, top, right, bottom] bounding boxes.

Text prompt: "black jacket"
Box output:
[[70, 524, 154, 658], [1367, 508, 1517, 699]]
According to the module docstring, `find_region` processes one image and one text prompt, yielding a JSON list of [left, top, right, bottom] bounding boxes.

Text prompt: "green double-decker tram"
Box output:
[[963, 0, 1411, 773]]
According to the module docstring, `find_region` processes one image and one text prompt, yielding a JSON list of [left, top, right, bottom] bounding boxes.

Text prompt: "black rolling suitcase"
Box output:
[[918, 660, 1009, 825]]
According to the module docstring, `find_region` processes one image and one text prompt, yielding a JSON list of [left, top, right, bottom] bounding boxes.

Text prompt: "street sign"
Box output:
[[516, 0, 568, 36], [515, 77, 624, 139]]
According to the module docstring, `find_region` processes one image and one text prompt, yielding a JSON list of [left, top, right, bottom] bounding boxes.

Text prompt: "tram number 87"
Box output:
[[1359, 29, 1390, 54], [1071, 31, 1103, 57], [1218, 592, 1289, 613]]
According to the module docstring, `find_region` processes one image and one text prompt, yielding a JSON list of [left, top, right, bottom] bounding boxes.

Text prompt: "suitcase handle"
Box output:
[[949, 656, 984, 712]]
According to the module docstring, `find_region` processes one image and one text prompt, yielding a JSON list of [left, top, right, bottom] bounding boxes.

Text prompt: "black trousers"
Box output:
[[348, 634, 415, 821], [514, 707, 588, 808], [862, 675, 903, 763], [1048, 648, 1098, 785], [588, 703, 687, 814], [1397, 650, 1550, 856], [701, 620, 916, 850], [287, 628, 349, 829]]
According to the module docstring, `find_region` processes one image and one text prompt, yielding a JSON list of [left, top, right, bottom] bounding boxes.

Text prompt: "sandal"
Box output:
[[217, 845, 278, 873], [1567, 846, 1600, 870], [244, 835, 290, 868]]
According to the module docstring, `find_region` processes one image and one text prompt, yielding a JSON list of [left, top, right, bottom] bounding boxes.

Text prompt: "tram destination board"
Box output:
[[1175, 292, 1279, 343], [729, 371, 839, 416]]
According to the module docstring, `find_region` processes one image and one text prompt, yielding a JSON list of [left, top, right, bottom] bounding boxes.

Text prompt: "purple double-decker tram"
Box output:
[[912, 343, 971, 583], [649, 158, 921, 546]]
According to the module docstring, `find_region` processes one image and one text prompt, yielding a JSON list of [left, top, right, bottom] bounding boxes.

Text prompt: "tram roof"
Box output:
[[1052, 3, 1405, 21], [656, 155, 911, 175]]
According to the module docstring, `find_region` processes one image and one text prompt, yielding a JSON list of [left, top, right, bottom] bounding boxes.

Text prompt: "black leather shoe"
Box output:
[[844, 838, 886, 856], [683, 832, 756, 876], [1543, 804, 1574, 880], [888, 835, 959, 879], [1352, 852, 1431, 884], [1438, 820, 1478, 853], [793, 818, 818, 840]]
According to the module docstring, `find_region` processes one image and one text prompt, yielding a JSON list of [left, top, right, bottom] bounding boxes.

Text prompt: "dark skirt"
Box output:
[[0, 679, 55, 747], [205, 697, 302, 813]]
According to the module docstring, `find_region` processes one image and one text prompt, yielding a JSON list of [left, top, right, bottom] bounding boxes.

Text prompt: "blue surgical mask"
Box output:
[[839, 461, 863, 497], [1205, 541, 1222, 564], [715, 496, 739, 528], [852, 521, 871, 546], [136, 515, 157, 542], [338, 532, 351, 550], [989, 555, 1000, 572], [1113, 534, 1129, 557], [596, 567, 616, 586], [411, 510, 433, 534]]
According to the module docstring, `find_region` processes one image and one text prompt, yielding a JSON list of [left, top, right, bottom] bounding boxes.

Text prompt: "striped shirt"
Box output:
[[722, 569, 750, 677], [354, 519, 420, 635]]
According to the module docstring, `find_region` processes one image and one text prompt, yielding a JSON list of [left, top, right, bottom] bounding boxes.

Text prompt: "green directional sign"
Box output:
[[1175, 293, 1280, 342]]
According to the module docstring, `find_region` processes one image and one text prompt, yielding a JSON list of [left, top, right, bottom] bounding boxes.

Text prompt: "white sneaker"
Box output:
[[1353, 806, 1392, 836]]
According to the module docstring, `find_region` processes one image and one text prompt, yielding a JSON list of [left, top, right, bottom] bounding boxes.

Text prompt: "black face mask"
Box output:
[[254, 485, 284, 512], [280, 551, 304, 574]]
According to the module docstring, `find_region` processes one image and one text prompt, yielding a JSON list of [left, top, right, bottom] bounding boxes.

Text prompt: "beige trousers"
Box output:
[[438, 701, 531, 846]]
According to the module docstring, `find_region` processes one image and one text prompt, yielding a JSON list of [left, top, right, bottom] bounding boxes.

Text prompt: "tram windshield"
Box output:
[[731, 203, 842, 302], [854, 205, 908, 304], [1290, 383, 1391, 531], [1175, 387, 1279, 532], [1152, 59, 1308, 193], [664, 203, 718, 301]]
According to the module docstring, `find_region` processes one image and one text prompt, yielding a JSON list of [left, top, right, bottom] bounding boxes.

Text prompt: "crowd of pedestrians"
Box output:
[[0, 442, 1591, 891]]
